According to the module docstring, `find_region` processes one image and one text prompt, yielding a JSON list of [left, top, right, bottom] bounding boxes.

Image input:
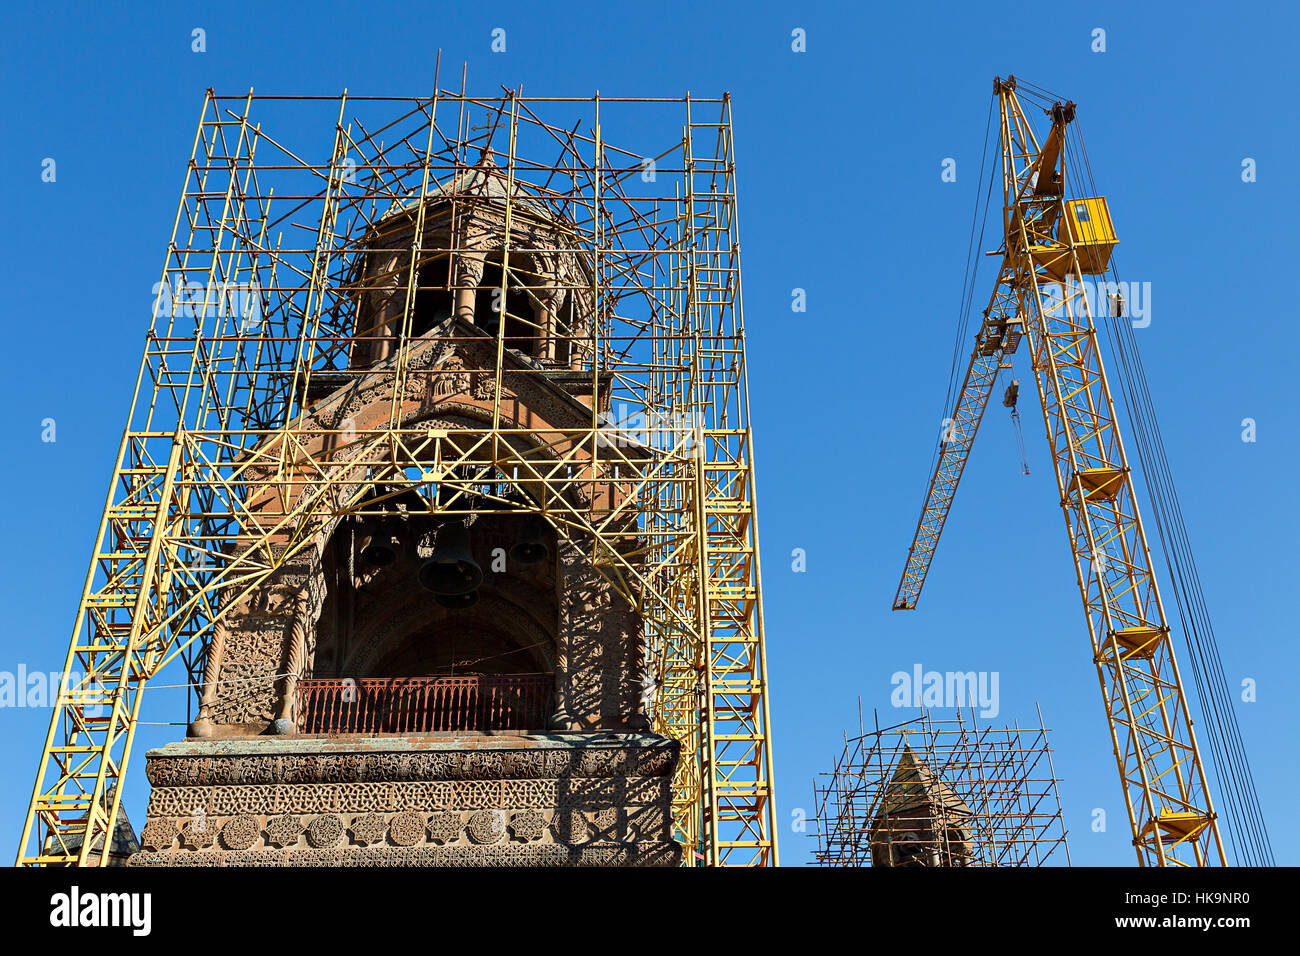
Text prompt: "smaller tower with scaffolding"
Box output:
[[812, 708, 1069, 867]]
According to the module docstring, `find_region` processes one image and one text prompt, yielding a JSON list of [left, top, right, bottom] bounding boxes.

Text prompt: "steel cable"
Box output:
[[1066, 123, 1274, 866]]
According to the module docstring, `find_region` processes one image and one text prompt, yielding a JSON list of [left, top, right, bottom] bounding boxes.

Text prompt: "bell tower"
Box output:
[[19, 88, 778, 868], [129, 153, 680, 866]]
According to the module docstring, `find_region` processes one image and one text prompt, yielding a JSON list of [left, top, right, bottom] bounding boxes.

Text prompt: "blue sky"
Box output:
[[1, 1, 1296, 867]]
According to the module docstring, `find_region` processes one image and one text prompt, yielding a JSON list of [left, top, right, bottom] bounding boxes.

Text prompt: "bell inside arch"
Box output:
[[354, 483, 424, 568], [417, 521, 483, 595], [509, 515, 550, 565], [356, 515, 399, 567]]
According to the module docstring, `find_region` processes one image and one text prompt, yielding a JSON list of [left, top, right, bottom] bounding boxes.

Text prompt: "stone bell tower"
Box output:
[[128, 155, 682, 866]]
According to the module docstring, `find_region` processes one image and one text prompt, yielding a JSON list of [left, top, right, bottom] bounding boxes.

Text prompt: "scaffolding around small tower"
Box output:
[[811, 705, 1070, 867]]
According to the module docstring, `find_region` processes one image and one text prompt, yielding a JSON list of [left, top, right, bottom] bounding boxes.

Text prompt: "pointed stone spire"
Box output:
[[869, 746, 974, 867], [44, 787, 141, 867]]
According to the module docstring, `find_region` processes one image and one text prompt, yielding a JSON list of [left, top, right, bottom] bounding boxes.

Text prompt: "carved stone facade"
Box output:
[[129, 734, 680, 866], [190, 339, 646, 736]]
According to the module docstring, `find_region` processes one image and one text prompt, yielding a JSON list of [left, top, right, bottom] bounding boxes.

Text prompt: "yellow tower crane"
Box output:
[[894, 76, 1232, 867]]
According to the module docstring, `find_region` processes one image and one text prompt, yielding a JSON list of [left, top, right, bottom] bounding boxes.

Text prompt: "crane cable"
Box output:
[[1063, 122, 1274, 867], [1001, 375, 1031, 476], [933, 96, 997, 476]]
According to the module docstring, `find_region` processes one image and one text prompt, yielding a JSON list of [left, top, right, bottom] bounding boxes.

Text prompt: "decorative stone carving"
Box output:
[[227, 849, 286, 867], [131, 735, 681, 866], [145, 736, 678, 788], [555, 809, 590, 844], [139, 819, 177, 852], [433, 355, 472, 397], [179, 817, 215, 850], [637, 746, 677, 777], [306, 814, 345, 848], [467, 809, 507, 845], [509, 809, 546, 843], [388, 811, 426, 847], [264, 814, 303, 848], [131, 841, 683, 867], [427, 811, 461, 845], [350, 812, 387, 847], [220, 814, 260, 851], [593, 806, 620, 838]]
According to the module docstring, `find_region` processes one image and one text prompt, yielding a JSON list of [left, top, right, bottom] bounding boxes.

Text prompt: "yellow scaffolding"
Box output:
[[17, 79, 777, 867]]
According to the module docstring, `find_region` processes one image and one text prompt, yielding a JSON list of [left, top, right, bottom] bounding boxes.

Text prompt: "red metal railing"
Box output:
[[294, 674, 555, 734]]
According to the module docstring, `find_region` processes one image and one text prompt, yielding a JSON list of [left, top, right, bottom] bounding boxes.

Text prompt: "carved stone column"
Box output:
[[454, 251, 486, 323], [535, 281, 560, 364]]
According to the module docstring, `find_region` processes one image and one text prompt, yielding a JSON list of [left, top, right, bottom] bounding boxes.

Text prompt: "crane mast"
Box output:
[[893, 77, 1227, 867]]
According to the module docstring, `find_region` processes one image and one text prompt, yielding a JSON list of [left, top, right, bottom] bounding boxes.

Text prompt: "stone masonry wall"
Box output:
[[129, 734, 680, 867]]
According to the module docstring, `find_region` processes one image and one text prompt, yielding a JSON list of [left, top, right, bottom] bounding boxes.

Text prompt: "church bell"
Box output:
[[509, 515, 550, 565], [356, 514, 399, 567], [417, 521, 483, 595]]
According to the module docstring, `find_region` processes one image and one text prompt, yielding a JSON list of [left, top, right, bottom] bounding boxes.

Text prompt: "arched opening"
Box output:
[[411, 253, 455, 338], [475, 254, 538, 355], [303, 493, 560, 733]]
